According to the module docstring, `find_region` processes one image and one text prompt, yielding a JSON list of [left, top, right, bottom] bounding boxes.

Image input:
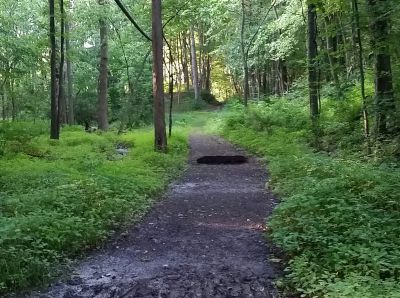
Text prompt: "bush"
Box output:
[[200, 90, 221, 106], [0, 121, 50, 157]]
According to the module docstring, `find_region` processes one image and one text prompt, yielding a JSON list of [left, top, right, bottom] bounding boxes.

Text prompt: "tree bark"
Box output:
[[367, 0, 395, 135], [97, 0, 109, 131], [281, 60, 288, 92], [174, 37, 181, 91], [308, 4, 320, 126], [205, 55, 211, 92], [163, 37, 174, 138], [168, 57, 174, 138], [336, 15, 348, 74], [59, 0, 67, 125], [180, 33, 190, 91], [1, 83, 6, 120], [190, 27, 200, 102], [262, 63, 268, 95], [49, 0, 60, 139], [324, 18, 341, 96], [65, 17, 74, 124], [241, 0, 249, 106], [353, 0, 370, 147], [10, 79, 16, 121], [198, 29, 204, 89], [273, 6, 288, 95], [152, 0, 167, 152]]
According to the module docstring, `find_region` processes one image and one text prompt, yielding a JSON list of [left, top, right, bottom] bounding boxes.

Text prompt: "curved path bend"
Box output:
[[31, 134, 282, 298]]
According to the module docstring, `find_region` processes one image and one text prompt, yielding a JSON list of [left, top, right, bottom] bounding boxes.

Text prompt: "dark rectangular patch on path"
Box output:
[[197, 155, 248, 165]]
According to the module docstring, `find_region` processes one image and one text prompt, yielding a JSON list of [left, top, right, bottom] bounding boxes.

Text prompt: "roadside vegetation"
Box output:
[[0, 122, 189, 293], [220, 93, 400, 297]]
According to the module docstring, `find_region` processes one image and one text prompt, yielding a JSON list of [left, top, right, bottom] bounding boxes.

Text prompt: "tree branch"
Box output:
[[113, 0, 152, 41], [245, 0, 277, 56]]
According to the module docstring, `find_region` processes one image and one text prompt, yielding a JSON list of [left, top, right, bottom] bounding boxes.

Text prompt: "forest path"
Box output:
[[31, 134, 281, 298]]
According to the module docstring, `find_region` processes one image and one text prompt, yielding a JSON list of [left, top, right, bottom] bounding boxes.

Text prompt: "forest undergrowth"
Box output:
[[0, 120, 193, 294], [220, 97, 400, 297]]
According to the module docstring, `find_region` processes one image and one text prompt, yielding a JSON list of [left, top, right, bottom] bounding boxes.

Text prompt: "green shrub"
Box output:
[[0, 121, 49, 156], [200, 90, 221, 106]]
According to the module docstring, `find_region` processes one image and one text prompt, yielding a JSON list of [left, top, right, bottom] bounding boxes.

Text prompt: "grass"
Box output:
[[0, 121, 190, 293], [170, 110, 221, 132], [219, 100, 400, 297]]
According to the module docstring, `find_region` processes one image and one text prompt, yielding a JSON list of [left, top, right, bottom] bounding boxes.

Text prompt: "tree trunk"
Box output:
[[190, 27, 200, 102], [1, 84, 6, 120], [198, 29, 204, 89], [281, 60, 288, 92], [336, 15, 348, 74], [276, 59, 286, 95], [164, 38, 174, 138], [97, 0, 108, 131], [353, 0, 370, 148], [49, 0, 59, 139], [273, 6, 288, 95], [241, 0, 249, 106], [250, 67, 257, 99], [273, 62, 280, 95], [168, 59, 174, 138], [59, 0, 67, 125], [367, 0, 395, 135], [10, 79, 16, 121], [174, 37, 181, 90], [262, 63, 268, 95], [180, 33, 190, 91], [308, 4, 320, 126], [65, 1, 74, 125], [232, 76, 240, 95], [324, 18, 342, 96], [205, 55, 211, 92], [152, 0, 167, 152]]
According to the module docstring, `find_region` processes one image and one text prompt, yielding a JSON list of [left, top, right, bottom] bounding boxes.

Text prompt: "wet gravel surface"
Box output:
[[29, 134, 282, 298]]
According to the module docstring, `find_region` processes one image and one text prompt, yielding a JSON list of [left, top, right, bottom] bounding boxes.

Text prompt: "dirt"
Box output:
[[29, 134, 283, 298]]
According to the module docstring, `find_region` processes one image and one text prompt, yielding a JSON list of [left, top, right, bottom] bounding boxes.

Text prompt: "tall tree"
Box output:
[[367, 0, 395, 135], [65, 0, 74, 124], [49, 0, 59, 139], [190, 27, 200, 102], [352, 0, 370, 146], [240, 0, 250, 106], [273, 5, 288, 95], [97, 0, 109, 131], [307, 2, 320, 127], [152, 0, 167, 152], [59, 0, 66, 124], [323, 16, 341, 96], [181, 33, 190, 91]]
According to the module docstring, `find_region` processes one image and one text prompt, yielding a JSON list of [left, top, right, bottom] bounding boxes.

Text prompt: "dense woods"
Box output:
[[1, 0, 400, 296], [1, 0, 399, 152]]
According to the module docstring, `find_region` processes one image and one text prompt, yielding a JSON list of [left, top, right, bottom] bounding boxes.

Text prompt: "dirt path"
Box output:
[[31, 134, 282, 298]]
